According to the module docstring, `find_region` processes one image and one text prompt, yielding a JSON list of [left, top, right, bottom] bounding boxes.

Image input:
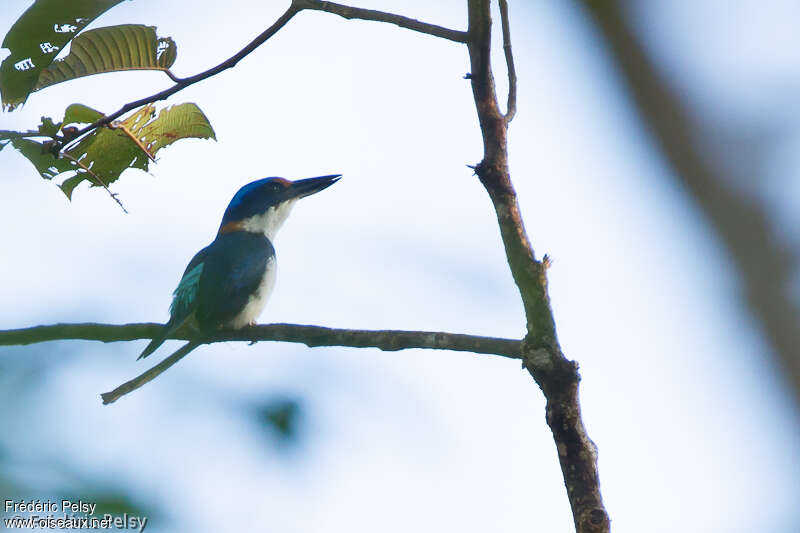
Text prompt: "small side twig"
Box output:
[[0, 129, 42, 139], [59, 151, 128, 213], [164, 69, 182, 83], [292, 0, 469, 42], [498, 0, 517, 122]]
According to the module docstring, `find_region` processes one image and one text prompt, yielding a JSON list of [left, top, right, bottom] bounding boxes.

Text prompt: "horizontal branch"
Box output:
[[293, 0, 469, 42], [0, 322, 522, 359]]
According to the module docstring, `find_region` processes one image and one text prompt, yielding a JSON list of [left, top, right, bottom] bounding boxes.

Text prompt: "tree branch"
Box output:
[[63, 0, 467, 151], [3, 1, 607, 527], [292, 0, 469, 42], [0, 322, 522, 358], [498, 0, 517, 122], [64, 4, 302, 147], [2, 322, 521, 405], [466, 1, 609, 531]]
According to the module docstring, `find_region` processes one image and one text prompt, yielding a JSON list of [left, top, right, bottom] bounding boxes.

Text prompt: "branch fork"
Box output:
[[5, 1, 608, 531]]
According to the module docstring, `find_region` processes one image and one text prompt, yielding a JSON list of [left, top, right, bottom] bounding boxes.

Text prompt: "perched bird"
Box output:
[[138, 174, 341, 360]]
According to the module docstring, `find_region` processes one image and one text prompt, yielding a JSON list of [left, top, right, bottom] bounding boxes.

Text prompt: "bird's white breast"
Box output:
[[225, 255, 277, 329]]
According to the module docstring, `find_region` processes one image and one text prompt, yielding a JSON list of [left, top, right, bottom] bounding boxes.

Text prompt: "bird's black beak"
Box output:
[[288, 174, 341, 199]]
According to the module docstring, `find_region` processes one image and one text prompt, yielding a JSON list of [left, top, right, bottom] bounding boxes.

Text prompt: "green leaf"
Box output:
[[35, 25, 178, 93], [132, 102, 217, 153], [0, 0, 125, 109], [62, 103, 104, 126], [59, 174, 85, 199], [10, 138, 76, 180], [37, 116, 62, 137], [6, 102, 214, 199], [61, 102, 216, 196]]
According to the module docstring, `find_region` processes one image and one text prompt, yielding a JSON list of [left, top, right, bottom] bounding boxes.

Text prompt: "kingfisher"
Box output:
[[138, 174, 341, 360]]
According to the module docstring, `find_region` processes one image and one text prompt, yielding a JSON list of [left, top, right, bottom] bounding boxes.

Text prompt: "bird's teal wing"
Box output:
[[169, 260, 204, 319], [138, 246, 209, 360]]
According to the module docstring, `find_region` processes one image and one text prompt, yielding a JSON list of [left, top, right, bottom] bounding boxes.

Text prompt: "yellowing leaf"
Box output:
[[60, 102, 216, 197]]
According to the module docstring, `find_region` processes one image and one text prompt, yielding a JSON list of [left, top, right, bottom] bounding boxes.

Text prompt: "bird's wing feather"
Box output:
[[168, 245, 209, 320], [170, 261, 204, 319], [196, 232, 274, 330], [138, 246, 209, 360]]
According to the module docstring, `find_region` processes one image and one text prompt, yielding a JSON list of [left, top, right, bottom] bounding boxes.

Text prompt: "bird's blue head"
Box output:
[[219, 174, 341, 238]]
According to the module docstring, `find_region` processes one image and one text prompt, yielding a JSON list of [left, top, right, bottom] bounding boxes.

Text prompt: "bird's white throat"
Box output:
[[240, 199, 297, 241]]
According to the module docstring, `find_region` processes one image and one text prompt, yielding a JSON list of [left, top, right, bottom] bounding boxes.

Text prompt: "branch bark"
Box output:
[[0, 322, 521, 358], [292, 0, 469, 42], [465, 1, 609, 531], [63, 0, 468, 152], [2, 321, 521, 404]]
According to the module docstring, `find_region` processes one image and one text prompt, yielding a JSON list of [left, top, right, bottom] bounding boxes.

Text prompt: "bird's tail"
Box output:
[[138, 319, 184, 360], [104, 340, 201, 404]]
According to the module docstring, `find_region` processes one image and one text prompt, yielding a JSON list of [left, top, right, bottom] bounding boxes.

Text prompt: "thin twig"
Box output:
[[0, 322, 522, 358], [498, 0, 517, 122], [58, 152, 129, 213], [292, 0, 469, 42], [101, 341, 200, 404], [164, 69, 182, 83], [0, 129, 42, 139], [64, 4, 302, 148]]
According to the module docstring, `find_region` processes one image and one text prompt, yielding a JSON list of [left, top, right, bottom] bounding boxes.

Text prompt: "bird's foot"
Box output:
[[248, 321, 258, 345]]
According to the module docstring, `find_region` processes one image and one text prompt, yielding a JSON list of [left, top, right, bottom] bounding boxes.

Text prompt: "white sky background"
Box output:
[[1, 1, 799, 532]]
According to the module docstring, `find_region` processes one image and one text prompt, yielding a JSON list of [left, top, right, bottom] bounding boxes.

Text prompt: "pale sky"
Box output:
[[1, 1, 799, 532]]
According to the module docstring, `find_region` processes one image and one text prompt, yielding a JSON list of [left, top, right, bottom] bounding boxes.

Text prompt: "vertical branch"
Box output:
[[466, 0, 554, 347], [465, 1, 609, 531], [498, 0, 517, 122]]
